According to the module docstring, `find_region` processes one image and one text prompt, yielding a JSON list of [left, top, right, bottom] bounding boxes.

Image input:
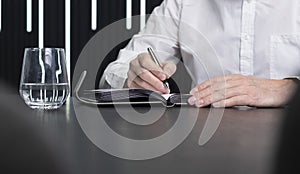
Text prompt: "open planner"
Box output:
[[74, 71, 191, 107], [80, 88, 192, 107]]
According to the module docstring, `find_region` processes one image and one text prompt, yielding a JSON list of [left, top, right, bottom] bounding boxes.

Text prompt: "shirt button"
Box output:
[[244, 34, 250, 40]]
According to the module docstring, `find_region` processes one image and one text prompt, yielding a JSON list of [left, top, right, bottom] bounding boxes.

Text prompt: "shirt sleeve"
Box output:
[[101, 0, 183, 89]]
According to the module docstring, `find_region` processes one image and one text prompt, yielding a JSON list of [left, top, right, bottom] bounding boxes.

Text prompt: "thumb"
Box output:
[[161, 62, 176, 78]]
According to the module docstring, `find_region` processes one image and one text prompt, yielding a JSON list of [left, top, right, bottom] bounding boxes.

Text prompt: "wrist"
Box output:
[[273, 79, 298, 107]]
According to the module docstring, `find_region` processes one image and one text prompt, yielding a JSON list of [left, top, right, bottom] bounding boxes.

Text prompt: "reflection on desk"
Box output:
[[0, 86, 71, 174], [25, 97, 285, 174]]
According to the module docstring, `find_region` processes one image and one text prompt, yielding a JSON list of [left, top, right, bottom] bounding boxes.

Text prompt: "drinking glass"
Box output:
[[19, 48, 70, 109]]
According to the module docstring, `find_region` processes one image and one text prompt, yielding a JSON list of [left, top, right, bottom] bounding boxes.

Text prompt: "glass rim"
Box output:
[[24, 47, 65, 51]]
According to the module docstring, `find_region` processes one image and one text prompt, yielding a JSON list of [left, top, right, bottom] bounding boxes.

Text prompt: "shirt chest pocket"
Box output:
[[270, 35, 300, 79]]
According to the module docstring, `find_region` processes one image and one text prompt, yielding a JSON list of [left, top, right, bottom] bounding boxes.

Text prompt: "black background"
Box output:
[[0, 0, 163, 91]]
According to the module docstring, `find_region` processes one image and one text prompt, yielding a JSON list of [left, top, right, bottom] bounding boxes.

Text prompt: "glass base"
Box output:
[[25, 102, 63, 110]]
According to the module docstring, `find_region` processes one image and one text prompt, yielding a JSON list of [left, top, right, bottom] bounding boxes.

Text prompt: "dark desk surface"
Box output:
[[27, 98, 285, 174]]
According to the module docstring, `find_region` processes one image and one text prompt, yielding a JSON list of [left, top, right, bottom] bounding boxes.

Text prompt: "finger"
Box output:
[[130, 60, 163, 88], [191, 79, 246, 100], [212, 95, 250, 108], [190, 74, 247, 95], [128, 68, 169, 93], [188, 97, 207, 108], [199, 84, 254, 107], [189, 74, 250, 98], [128, 71, 170, 93], [129, 79, 160, 94], [225, 74, 248, 81], [190, 88, 230, 108], [129, 58, 149, 80], [129, 54, 163, 79], [132, 75, 165, 93], [194, 99, 206, 108], [127, 69, 135, 81], [138, 53, 166, 80], [188, 86, 215, 107], [189, 76, 225, 95], [161, 62, 177, 78], [129, 80, 142, 89], [138, 70, 169, 93], [190, 75, 256, 108], [187, 96, 197, 105], [128, 54, 169, 93], [127, 70, 138, 87], [127, 70, 145, 88]]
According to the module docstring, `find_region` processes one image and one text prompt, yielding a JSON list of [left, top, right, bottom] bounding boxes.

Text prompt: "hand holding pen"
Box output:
[[147, 47, 170, 90], [126, 47, 177, 94]]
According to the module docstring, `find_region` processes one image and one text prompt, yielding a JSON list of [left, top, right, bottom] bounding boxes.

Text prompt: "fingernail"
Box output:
[[190, 88, 198, 95], [160, 84, 167, 92], [159, 73, 166, 80], [188, 96, 197, 105], [195, 99, 204, 107], [165, 67, 173, 77], [212, 103, 219, 108]]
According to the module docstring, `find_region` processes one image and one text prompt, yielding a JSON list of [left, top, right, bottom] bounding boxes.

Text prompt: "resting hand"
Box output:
[[125, 53, 176, 94], [188, 74, 298, 108]]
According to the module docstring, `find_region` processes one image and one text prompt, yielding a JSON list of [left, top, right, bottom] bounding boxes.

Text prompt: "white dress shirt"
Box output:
[[103, 0, 300, 89]]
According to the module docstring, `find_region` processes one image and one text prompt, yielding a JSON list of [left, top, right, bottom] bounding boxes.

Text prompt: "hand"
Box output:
[[188, 74, 298, 108], [125, 53, 177, 94]]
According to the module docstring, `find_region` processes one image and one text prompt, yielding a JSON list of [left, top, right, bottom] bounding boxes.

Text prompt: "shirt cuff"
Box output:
[[104, 66, 129, 89]]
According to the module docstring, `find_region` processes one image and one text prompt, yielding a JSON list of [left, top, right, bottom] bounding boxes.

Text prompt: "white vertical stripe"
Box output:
[[0, 0, 2, 32], [91, 0, 97, 30], [38, 49, 46, 83], [126, 0, 132, 30], [38, 0, 44, 48], [65, 0, 71, 85], [26, 0, 32, 32], [140, 0, 146, 31]]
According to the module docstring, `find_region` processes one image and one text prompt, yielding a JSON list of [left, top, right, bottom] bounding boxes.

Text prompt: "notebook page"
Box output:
[[161, 94, 173, 100]]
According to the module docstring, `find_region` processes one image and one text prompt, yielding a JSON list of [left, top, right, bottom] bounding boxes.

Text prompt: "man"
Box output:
[[103, 0, 299, 107]]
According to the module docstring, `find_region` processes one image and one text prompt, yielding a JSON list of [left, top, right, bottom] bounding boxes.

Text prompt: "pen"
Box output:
[[147, 47, 170, 90]]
